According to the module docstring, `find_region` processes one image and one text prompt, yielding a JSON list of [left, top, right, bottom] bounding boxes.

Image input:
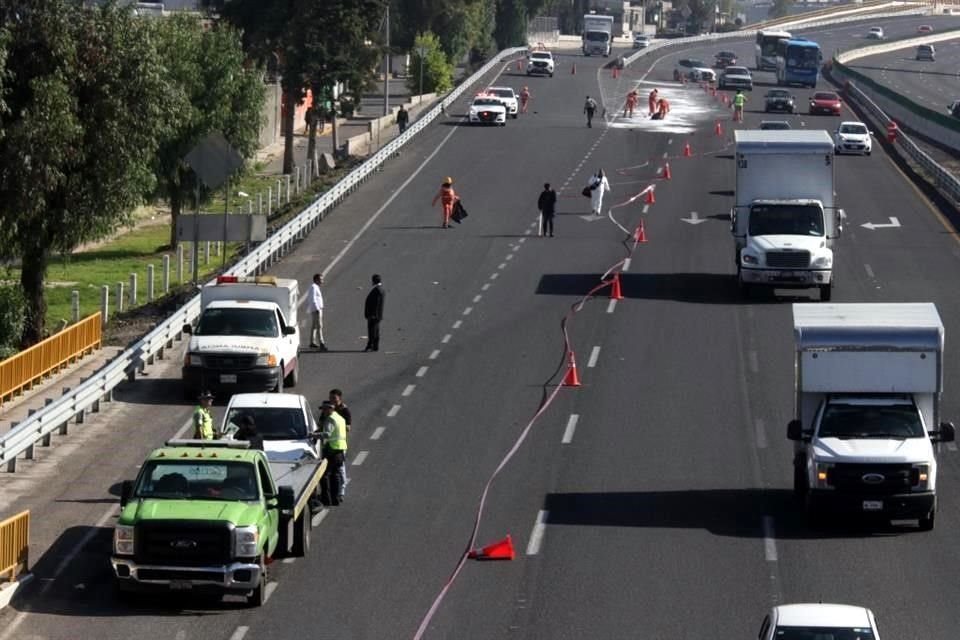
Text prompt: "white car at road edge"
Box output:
[[835, 120, 873, 155], [469, 94, 507, 126], [486, 86, 519, 118]]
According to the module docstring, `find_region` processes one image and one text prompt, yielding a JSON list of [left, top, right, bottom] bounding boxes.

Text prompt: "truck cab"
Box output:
[[787, 303, 955, 530], [732, 130, 841, 301], [182, 276, 300, 399]]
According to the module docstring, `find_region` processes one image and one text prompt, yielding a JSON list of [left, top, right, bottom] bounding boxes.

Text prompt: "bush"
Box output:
[[0, 286, 26, 355], [406, 32, 454, 96]]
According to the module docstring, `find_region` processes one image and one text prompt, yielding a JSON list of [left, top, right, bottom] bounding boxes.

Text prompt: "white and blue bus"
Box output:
[[776, 38, 822, 87], [755, 29, 791, 70]]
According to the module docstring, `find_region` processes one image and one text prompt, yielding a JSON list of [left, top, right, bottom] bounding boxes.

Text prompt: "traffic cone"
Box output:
[[683, 142, 693, 157], [562, 351, 581, 387], [662, 162, 672, 180], [715, 120, 723, 137], [634, 219, 648, 243], [644, 187, 655, 205], [609, 272, 624, 300], [468, 535, 515, 561], [571, 63, 576, 75]]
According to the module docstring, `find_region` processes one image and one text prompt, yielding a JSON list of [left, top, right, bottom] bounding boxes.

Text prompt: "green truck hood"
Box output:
[[120, 498, 263, 526]]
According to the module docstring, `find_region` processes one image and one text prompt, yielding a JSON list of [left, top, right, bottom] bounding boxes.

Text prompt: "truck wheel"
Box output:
[[246, 561, 267, 607], [819, 284, 832, 302], [792, 464, 806, 500], [291, 513, 311, 557], [284, 361, 299, 388], [919, 510, 935, 531], [274, 366, 285, 393]]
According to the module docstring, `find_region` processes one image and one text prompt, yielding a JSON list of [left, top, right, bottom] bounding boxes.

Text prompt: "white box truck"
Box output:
[[787, 303, 955, 530], [182, 276, 301, 400], [731, 130, 842, 301], [583, 13, 614, 56]]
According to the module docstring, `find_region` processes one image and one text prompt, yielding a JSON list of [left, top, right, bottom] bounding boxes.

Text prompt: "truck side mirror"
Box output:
[[787, 419, 803, 441], [282, 326, 296, 336], [182, 324, 192, 334], [120, 480, 134, 508], [934, 421, 956, 443], [277, 485, 296, 510]]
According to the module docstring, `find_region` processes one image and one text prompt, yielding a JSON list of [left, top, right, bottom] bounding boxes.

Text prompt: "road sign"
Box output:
[[184, 132, 244, 190]]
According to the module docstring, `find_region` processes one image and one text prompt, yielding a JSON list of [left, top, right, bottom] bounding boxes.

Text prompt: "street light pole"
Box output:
[[417, 46, 426, 98], [383, 3, 390, 117]]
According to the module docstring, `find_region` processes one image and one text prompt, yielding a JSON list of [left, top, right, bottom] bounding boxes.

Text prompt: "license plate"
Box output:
[[862, 500, 883, 511], [219, 374, 238, 384], [170, 580, 193, 590]]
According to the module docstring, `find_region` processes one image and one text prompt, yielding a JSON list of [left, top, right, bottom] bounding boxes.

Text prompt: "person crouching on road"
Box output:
[[432, 177, 459, 228], [318, 401, 348, 505], [193, 390, 216, 440], [652, 97, 670, 121]]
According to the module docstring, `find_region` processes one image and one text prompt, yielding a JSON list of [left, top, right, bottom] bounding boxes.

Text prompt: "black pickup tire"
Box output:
[[246, 561, 267, 607], [819, 283, 832, 302], [919, 506, 936, 531], [284, 360, 299, 388], [291, 512, 311, 557]]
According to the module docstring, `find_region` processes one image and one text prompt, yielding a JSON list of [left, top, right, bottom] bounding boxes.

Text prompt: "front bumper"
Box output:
[[721, 80, 752, 90], [112, 557, 262, 593], [469, 113, 506, 124], [740, 268, 832, 287], [527, 65, 553, 75], [809, 490, 935, 520], [836, 141, 870, 154], [765, 101, 795, 112], [182, 365, 280, 394], [810, 105, 841, 115]]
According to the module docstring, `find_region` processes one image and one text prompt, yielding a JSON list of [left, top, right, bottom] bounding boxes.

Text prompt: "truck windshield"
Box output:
[[774, 627, 875, 640], [748, 204, 824, 237], [195, 308, 279, 338], [136, 461, 260, 501], [586, 32, 610, 42], [818, 402, 925, 439], [225, 407, 308, 440]]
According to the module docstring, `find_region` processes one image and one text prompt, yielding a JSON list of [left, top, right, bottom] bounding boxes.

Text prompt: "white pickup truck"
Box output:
[[221, 393, 320, 462], [182, 276, 300, 400]]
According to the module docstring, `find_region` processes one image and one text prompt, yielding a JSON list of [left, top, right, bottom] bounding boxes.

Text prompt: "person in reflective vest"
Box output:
[[520, 86, 531, 113], [624, 89, 638, 118], [648, 88, 659, 116], [319, 401, 348, 505], [432, 177, 459, 228], [193, 390, 215, 440]]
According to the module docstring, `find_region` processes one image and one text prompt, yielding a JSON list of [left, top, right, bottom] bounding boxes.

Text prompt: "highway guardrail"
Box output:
[[0, 510, 29, 583], [0, 45, 527, 473], [0, 313, 101, 408], [743, 0, 910, 30]]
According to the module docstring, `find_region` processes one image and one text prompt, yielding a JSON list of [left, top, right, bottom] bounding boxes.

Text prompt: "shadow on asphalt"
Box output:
[[543, 490, 921, 539], [113, 378, 190, 406]]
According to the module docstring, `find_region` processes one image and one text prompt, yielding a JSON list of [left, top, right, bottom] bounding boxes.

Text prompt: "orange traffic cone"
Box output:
[[715, 120, 723, 137], [662, 162, 672, 180], [683, 142, 693, 157], [644, 188, 655, 205], [609, 272, 624, 300], [562, 351, 581, 387], [634, 219, 648, 243], [468, 535, 515, 561]]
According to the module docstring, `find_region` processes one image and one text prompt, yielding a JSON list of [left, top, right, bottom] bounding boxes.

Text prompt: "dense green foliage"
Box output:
[[406, 32, 454, 95]]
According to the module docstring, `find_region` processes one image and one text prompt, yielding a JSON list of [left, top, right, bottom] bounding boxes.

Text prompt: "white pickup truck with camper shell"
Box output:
[[182, 276, 300, 400], [732, 130, 841, 301], [787, 303, 955, 531]]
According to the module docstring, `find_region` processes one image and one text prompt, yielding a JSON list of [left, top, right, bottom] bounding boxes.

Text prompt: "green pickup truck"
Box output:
[[111, 440, 325, 606]]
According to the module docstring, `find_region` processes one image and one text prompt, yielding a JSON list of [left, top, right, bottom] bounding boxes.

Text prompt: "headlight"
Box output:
[[742, 253, 759, 265], [255, 353, 279, 367], [813, 462, 834, 489], [114, 524, 135, 555], [235, 525, 259, 557], [811, 254, 832, 268], [912, 464, 930, 490], [186, 353, 203, 366]]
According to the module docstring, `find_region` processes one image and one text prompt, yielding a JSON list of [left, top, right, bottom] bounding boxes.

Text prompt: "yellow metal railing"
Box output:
[[0, 312, 102, 407], [0, 510, 29, 582]]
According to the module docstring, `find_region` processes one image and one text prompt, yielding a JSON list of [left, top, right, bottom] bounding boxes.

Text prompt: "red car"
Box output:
[[809, 91, 842, 115], [917, 24, 933, 33]]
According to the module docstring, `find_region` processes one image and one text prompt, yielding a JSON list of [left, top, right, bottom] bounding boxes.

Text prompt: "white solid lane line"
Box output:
[[352, 451, 369, 466], [587, 346, 601, 368], [416, 366, 428, 378], [230, 627, 250, 640], [387, 404, 401, 417], [370, 426, 386, 440], [562, 414, 579, 444], [265, 581, 279, 603], [763, 516, 778, 562], [526, 510, 549, 556], [402, 384, 416, 397]]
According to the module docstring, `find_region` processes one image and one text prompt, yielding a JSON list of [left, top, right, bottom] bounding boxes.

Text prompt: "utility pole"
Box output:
[[383, 3, 390, 117]]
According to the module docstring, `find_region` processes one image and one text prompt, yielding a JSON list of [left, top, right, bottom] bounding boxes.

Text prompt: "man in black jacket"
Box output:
[[364, 274, 385, 352], [537, 183, 558, 237]]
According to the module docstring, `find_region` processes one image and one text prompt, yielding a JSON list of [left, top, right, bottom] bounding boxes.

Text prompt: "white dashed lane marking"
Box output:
[[562, 414, 579, 444], [442, 334, 452, 344], [416, 366, 428, 378], [587, 346, 601, 368], [387, 404, 401, 417], [498, 262, 508, 270], [463, 307, 473, 316], [864, 263, 875, 278], [473, 294, 482, 303], [429, 349, 441, 360], [230, 627, 250, 640], [607, 299, 617, 314], [763, 516, 778, 562], [490, 272, 499, 280], [402, 384, 416, 397], [755, 418, 768, 450], [312, 509, 329, 528], [352, 451, 369, 466], [748, 350, 759, 374], [453, 320, 462, 329], [265, 581, 279, 603], [370, 426, 386, 440], [622, 258, 632, 272], [526, 510, 549, 556], [481, 283, 491, 291]]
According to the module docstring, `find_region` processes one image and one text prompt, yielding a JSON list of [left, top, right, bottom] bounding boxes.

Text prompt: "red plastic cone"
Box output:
[[468, 535, 515, 561], [644, 188, 655, 205], [715, 120, 723, 137], [562, 352, 581, 387], [634, 219, 648, 243], [662, 162, 672, 180], [609, 272, 624, 300], [683, 142, 693, 157]]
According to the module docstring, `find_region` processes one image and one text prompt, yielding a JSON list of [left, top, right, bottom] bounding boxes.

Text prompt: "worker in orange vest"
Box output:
[[648, 88, 659, 116], [653, 97, 670, 120], [624, 89, 639, 117], [519, 86, 531, 114], [432, 177, 459, 228]]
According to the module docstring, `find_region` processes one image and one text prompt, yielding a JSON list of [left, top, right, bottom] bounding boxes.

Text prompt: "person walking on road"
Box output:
[[584, 95, 598, 127], [624, 89, 638, 118], [396, 105, 409, 133], [587, 170, 611, 216], [318, 401, 348, 505], [648, 88, 659, 116], [733, 89, 747, 122], [520, 86, 531, 114], [193, 390, 216, 440], [538, 183, 558, 237], [432, 177, 459, 228], [308, 273, 328, 351], [364, 274, 385, 352]]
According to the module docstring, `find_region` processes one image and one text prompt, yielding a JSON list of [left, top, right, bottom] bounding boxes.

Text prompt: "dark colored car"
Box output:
[[715, 51, 737, 68], [764, 89, 796, 114], [809, 91, 842, 115]]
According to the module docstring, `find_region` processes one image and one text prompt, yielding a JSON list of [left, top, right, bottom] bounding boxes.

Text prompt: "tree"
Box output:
[[406, 31, 454, 95], [0, 1, 174, 345], [150, 14, 265, 249], [494, 0, 529, 49]]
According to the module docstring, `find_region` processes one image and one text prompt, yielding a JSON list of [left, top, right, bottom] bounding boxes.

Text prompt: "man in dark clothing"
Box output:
[[364, 274, 385, 352], [235, 415, 264, 451], [396, 105, 409, 133], [537, 183, 558, 237], [584, 95, 597, 128]]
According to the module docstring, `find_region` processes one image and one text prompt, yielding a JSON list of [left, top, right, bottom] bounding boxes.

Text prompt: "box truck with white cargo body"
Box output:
[[182, 276, 300, 400], [787, 303, 955, 531], [583, 13, 614, 56], [731, 130, 842, 301]]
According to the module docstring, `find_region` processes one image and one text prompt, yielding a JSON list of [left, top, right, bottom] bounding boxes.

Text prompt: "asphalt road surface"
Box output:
[[3, 14, 960, 640]]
